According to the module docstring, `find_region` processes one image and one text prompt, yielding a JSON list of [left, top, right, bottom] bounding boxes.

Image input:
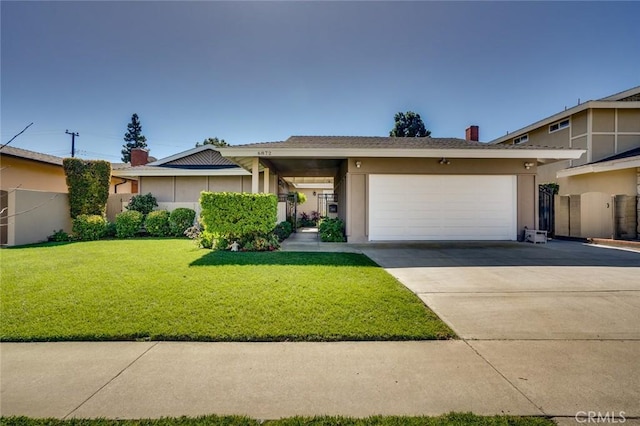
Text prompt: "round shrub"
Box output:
[[169, 208, 196, 237], [145, 210, 171, 237], [72, 214, 107, 241], [127, 193, 158, 216], [274, 221, 293, 242], [116, 210, 143, 238]]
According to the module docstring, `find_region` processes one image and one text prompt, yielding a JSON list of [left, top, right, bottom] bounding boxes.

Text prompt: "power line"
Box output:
[[1, 122, 34, 150]]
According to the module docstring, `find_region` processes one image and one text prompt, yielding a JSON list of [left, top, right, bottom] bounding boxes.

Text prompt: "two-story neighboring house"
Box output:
[[492, 86, 640, 240]]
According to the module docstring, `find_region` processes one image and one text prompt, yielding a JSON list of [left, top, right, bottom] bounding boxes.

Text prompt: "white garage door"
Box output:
[[368, 175, 517, 241]]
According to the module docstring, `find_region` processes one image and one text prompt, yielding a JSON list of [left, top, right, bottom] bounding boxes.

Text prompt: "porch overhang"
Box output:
[[557, 155, 640, 178]]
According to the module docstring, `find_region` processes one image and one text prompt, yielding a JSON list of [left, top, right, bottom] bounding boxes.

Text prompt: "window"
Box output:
[[549, 119, 570, 133], [513, 134, 529, 144]]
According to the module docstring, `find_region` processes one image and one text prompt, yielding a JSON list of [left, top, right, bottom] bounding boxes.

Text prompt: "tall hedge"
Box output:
[[199, 192, 277, 238], [63, 158, 111, 218]]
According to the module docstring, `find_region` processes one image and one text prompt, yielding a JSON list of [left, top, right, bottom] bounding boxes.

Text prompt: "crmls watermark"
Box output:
[[575, 411, 626, 423]]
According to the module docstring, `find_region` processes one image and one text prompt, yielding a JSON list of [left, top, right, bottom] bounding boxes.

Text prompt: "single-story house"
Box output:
[[115, 135, 584, 242]]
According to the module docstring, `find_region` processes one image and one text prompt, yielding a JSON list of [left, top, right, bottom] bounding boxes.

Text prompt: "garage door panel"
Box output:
[[368, 175, 517, 241]]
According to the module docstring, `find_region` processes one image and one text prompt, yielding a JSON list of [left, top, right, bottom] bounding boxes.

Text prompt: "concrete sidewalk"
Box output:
[[2, 340, 639, 420]]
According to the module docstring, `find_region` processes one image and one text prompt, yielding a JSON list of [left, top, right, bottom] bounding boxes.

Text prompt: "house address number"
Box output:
[[257, 151, 272, 156]]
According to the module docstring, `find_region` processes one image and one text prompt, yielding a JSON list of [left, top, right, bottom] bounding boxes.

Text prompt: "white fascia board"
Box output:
[[557, 156, 640, 178], [220, 148, 584, 160], [112, 168, 250, 177], [148, 145, 216, 166], [490, 101, 640, 145]]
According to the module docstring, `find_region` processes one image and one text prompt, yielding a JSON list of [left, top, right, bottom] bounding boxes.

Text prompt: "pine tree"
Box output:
[[389, 111, 431, 137], [121, 113, 148, 163]]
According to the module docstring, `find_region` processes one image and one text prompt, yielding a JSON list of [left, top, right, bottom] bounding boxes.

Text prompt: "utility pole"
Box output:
[[65, 130, 79, 157]]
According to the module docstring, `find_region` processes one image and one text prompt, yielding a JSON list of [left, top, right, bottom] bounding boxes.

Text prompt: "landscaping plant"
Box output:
[[273, 221, 293, 242], [319, 217, 346, 242], [169, 208, 196, 237], [115, 210, 144, 238], [145, 210, 171, 237], [72, 215, 107, 241], [62, 158, 111, 218], [126, 193, 158, 216]]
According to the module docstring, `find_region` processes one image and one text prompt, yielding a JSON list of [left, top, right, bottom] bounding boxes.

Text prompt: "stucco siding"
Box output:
[[0, 156, 67, 193], [175, 177, 207, 202], [7, 189, 71, 246], [517, 174, 536, 234], [348, 174, 367, 243], [209, 176, 244, 192], [140, 177, 175, 202], [558, 169, 636, 196]]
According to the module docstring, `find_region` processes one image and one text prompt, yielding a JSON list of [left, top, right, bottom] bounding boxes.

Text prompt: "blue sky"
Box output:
[[2, 1, 639, 162]]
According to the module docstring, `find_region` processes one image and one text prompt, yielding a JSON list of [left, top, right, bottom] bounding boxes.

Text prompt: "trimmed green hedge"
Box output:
[[200, 192, 277, 239], [145, 210, 171, 237], [62, 158, 111, 218]]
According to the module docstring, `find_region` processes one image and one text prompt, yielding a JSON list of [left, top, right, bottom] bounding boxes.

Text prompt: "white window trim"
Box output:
[[549, 118, 570, 133], [513, 134, 529, 144]]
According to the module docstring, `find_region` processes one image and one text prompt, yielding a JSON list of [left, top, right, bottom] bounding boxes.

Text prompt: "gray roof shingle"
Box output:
[[0, 146, 64, 166], [235, 135, 568, 150]]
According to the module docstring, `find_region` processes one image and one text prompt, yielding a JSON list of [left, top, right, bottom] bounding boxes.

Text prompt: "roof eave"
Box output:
[[219, 147, 585, 160], [112, 168, 251, 177], [557, 156, 640, 178]]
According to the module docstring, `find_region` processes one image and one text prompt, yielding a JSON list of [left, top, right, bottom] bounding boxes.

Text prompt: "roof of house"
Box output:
[[112, 145, 249, 177], [557, 146, 640, 178], [0, 145, 64, 166], [491, 86, 640, 145], [230, 135, 572, 151]]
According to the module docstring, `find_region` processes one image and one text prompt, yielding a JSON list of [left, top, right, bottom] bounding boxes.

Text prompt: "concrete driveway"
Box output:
[[360, 240, 640, 340]]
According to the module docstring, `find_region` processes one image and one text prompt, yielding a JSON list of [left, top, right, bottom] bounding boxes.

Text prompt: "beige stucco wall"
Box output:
[[592, 109, 616, 132], [558, 169, 636, 196], [6, 189, 72, 246], [572, 111, 588, 136], [0, 156, 68, 193], [343, 157, 538, 242], [139, 174, 276, 203], [592, 135, 616, 162], [618, 134, 640, 154]]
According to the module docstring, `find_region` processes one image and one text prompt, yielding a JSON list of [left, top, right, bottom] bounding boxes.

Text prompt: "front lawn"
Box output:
[[0, 239, 454, 341]]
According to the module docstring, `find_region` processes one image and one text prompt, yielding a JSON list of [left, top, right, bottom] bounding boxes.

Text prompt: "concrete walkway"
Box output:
[[2, 240, 639, 421]]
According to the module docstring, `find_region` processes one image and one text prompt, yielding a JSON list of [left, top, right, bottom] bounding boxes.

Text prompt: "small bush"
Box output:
[[127, 193, 158, 216], [169, 208, 196, 237], [48, 229, 72, 242], [72, 215, 107, 241], [240, 233, 280, 252], [145, 210, 171, 237], [319, 217, 346, 242], [116, 210, 144, 238], [296, 192, 307, 204], [274, 221, 293, 242]]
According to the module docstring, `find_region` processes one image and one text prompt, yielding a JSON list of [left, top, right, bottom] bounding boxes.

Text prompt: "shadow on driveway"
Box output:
[[359, 240, 640, 268]]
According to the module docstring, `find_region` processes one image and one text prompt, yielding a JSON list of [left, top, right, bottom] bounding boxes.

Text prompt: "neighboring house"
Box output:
[[492, 86, 640, 239], [112, 145, 278, 217], [0, 145, 137, 245], [217, 134, 583, 242]]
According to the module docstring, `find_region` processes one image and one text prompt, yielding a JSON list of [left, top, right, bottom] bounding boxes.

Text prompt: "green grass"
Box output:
[[0, 239, 454, 341], [0, 413, 556, 426]]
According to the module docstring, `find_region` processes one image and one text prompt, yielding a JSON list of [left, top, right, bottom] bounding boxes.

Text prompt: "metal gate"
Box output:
[[317, 193, 338, 217], [538, 184, 556, 236]]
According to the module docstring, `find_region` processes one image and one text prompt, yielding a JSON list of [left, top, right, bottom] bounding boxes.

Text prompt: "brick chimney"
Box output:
[[131, 148, 150, 166], [465, 125, 479, 142]]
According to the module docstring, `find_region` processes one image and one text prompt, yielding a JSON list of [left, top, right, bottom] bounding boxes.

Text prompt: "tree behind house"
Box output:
[[195, 137, 229, 147], [121, 113, 148, 163], [389, 111, 431, 137]]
